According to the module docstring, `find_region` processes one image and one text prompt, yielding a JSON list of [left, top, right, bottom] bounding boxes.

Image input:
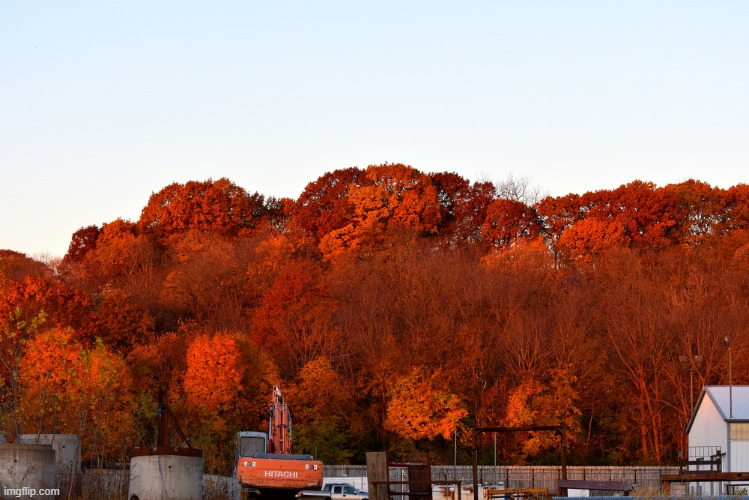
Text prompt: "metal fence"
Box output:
[[324, 465, 680, 492]]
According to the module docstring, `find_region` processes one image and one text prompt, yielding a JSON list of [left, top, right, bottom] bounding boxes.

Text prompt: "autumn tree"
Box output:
[[0, 250, 52, 283], [293, 167, 369, 240], [0, 273, 97, 435], [0, 276, 95, 345], [0, 307, 46, 437], [183, 330, 276, 473], [62, 225, 101, 264], [430, 172, 496, 243], [384, 368, 467, 442], [251, 258, 339, 374], [607, 181, 679, 249], [482, 199, 540, 248], [318, 164, 441, 258], [286, 357, 362, 463], [557, 218, 628, 263], [62, 219, 162, 319], [718, 184, 749, 234], [503, 366, 583, 461], [93, 287, 155, 352], [138, 178, 270, 240], [184, 332, 244, 429], [20, 327, 135, 462], [597, 248, 675, 464], [161, 231, 247, 330], [662, 180, 722, 244], [535, 194, 583, 267]]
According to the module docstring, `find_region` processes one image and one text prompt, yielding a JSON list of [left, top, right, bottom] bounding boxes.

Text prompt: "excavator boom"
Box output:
[[269, 386, 292, 454]]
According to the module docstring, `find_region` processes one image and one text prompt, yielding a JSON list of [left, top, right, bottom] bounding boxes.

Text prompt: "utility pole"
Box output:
[[679, 355, 703, 416], [730, 344, 733, 419], [725, 337, 733, 419]]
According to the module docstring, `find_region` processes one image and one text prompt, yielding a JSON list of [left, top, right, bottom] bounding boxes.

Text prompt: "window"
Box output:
[[730, 423, 749, 440], [240, 436, 267, 457]]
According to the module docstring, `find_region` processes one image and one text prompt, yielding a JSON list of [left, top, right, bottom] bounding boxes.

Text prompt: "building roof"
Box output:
[[686, 386, 749, 434]]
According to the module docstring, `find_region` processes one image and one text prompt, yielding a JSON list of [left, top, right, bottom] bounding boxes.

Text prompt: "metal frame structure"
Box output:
[[471, 426, 567, 500]]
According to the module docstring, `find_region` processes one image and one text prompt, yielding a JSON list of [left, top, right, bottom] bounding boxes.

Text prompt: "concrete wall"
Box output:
[[19, 434, 80, 474], [0, 444, 57, 499], [128, 454, 204, 500]]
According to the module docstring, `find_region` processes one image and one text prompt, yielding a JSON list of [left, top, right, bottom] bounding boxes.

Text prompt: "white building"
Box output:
[[685, 385, 749, 494]]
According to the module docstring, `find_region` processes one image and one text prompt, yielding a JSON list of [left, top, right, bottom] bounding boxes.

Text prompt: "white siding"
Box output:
[[730, 441, 749, 473], [689, 392, 728, 494], [689, 394, 727, 456]]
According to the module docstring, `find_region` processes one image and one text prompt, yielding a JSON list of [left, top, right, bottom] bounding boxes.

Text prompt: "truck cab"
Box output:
[[298, 482, 368, 500], [326, 483, 368, 500]]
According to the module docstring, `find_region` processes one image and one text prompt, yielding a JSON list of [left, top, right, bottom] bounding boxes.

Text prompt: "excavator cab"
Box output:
[[236, 431, 268, 460]]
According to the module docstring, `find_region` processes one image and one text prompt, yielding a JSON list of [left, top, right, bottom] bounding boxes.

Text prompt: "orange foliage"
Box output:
[[19, 327, 135, 460], [0, 276, 95, 342], [557, 218, 628, 262], [9, 171, 749, 466], [384, 368, 467, 441], [0, 250, 51, 283], [294, 167, 368, 239], [431, 172, 496, 242], [318, 164, 441, 258], [504, 366, 582, 459], [285, 357, 361, 463], [183, 332, 244, 420], [251, 259, 339, 372], [94, 287, 155, 352], [63, 225, 101, 263], [127, 330, 189, 394], [482, 237, 553, 271], [287, 357, 353, 420], [138, 178, 269, 239], [366, 164, 441, 232], [482, 199, 540, 247]]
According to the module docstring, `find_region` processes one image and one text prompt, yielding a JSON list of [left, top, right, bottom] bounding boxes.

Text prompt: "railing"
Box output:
[[681, 446, 723, 473], [688, 446, 722, 460]]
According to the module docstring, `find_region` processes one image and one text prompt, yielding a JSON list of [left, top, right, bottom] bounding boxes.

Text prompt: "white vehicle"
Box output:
[[297, 482, 368, 500]]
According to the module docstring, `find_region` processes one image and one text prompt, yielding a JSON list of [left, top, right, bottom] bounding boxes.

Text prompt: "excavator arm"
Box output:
[[268, 386, 292, 454]]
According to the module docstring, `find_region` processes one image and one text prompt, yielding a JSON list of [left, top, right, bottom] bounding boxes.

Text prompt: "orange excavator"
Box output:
[[236, 386, 323, 498]]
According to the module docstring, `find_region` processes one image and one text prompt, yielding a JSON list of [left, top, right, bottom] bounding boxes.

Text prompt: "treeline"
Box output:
[[2, 164, 749, 473]]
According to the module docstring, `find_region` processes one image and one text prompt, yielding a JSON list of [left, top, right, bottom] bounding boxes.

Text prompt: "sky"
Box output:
[[2, 1, 747, 259]]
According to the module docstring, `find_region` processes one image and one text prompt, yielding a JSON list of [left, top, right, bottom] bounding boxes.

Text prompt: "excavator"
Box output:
[[236, 386, 324, 499]]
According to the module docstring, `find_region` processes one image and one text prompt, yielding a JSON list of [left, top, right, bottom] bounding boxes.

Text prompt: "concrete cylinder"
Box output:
[[0, 444, 57, 499], [128, 453, 204, 500]]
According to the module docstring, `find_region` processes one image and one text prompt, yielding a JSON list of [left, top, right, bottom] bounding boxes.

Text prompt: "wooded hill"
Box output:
[[2, 163, 748, 473]]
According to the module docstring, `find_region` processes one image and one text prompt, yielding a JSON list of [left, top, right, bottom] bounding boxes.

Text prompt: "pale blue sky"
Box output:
[[2, 1, 747, 258]]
